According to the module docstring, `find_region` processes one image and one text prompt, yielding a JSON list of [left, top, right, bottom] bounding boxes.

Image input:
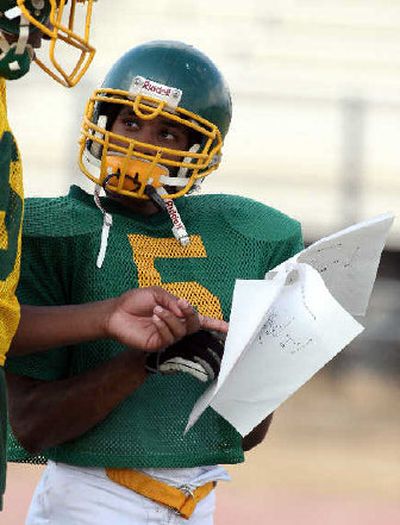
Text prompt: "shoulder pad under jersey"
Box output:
[[23, 191, 102, 238], [187, 193, 302, 244]]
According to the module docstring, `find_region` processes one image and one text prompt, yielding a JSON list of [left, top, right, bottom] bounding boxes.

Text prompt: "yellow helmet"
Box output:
[[0, 0, 96, 86]]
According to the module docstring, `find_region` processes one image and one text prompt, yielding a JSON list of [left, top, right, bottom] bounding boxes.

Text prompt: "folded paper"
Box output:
[[186, 213, 394, 436]]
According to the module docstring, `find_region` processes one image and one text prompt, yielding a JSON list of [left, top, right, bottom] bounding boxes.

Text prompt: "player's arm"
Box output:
[[6, 350, 150, 454], [6, 288, 227, 454], [10, 287, 228, 356], [242, 413, 274, 452]]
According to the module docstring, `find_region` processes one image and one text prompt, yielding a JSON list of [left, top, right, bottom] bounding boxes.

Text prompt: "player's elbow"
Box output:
[[6, 373, 54, 454], [11, 419, 47, 455], [8, 399, 49, 454], [242, 413, 274, 452]]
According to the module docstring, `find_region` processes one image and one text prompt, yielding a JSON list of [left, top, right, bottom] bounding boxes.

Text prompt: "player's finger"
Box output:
[[199, 315, 229, 334], [176, 299, 200, 334], [151, 288, 186, 318], [152, 314, 176, 347], [153, 306, 188, 341]]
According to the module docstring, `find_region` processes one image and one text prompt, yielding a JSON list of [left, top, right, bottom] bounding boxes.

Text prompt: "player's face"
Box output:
[[110, 107, 191, 157], [105, 107, 191, 215]]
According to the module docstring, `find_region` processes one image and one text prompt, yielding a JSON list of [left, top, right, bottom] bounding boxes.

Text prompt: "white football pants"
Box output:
[[26, 461, 216, 525]]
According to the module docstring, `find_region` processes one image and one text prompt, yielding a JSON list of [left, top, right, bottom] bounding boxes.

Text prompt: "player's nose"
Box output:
[[135, 122, 155, 145]]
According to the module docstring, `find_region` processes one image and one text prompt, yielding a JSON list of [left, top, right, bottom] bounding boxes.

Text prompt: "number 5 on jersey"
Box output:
[[128, 234, 223, 320]]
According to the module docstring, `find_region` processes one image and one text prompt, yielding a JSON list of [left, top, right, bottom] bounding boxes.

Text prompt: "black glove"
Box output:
[[146, 330, 225, 383]]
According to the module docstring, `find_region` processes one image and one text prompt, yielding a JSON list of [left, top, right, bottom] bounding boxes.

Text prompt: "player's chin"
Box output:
[[104, 187, 137, 205], [104, 187, 159, 214]]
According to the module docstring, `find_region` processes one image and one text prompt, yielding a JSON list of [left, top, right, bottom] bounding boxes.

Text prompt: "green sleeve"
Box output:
[[265, 221, 304, 274], [218, 194, 304, 275], [5, 233, 72, 381]]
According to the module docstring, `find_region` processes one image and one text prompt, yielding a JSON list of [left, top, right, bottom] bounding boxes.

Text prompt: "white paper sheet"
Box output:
[[292, 212, 394, 316], [186, 273, 290, 430], [210, 264, 363, 436], [185, 213, 394, 436]]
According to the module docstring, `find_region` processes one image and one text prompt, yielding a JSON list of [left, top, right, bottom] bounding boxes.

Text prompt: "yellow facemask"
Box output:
[[79, 89, 223, 200], [18, 0, 96, 87]]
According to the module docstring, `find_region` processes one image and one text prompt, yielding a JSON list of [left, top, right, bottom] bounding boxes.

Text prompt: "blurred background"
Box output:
[[3, 0, 400, 523]]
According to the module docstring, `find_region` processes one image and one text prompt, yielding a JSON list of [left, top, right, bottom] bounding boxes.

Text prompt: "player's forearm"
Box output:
[[6, 351, 148, 454], [10, 302, 114, 355]]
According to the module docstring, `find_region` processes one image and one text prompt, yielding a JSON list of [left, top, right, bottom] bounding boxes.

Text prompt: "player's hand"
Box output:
[[146, 330, 225, 382], [198, 314, 228, 334], [104, 287, 227, 353]]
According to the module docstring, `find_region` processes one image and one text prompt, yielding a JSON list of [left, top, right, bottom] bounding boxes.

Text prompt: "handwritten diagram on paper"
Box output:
[[186, 213, 394, 437], [259, 309, 314, 356]]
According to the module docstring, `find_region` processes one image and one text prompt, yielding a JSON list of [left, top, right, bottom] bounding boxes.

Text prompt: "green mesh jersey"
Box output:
[[0, 369, 6, 511], [6, 185, 303, 469], [0, 78, 24, 367], [0, 77, 24, 511]]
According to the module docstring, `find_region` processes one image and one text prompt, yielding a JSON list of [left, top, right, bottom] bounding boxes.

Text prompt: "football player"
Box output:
[[0, 0, 97, 510], [6, 41, 303, 524], [2, 2, 221, 513]]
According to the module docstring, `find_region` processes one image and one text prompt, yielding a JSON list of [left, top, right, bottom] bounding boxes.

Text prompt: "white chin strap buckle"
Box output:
[[172, 223, 190, 246]]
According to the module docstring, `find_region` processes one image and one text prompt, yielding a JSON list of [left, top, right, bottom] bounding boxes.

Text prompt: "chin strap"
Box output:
[[14, 11, 29, 55], [145, 186, 190, 247], [93, 184, 113, 269], [141, 144, 200, 247], [93, 181, 189, 270]]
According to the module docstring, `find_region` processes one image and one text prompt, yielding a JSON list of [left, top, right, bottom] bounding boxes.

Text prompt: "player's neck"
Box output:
[[105, 192, 159, 216]]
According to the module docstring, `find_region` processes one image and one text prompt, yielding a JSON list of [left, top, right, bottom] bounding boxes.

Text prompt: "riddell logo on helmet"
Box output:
[[165, 199, 184, 228], [130, 76, 183, 108], [142, 80, 171, 97]]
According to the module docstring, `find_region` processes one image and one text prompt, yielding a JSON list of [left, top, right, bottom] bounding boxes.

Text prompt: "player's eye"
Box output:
[[159, 127, 189, 148], [159, 128, 176, 141], [122, 118, 139, 130]]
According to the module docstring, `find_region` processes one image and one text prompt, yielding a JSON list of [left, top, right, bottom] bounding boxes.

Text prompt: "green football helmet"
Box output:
[[79, 40, 232, 200], [0, 0, 96, 85]]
